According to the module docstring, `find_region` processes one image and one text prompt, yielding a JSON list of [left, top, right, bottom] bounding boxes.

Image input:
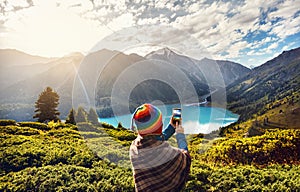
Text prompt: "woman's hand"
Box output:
[[169, 115, 182, 129], [175, 122, 184, 134]]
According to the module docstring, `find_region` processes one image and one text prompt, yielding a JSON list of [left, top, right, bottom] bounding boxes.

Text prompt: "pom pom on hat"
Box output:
[[131, 103, 163, 136]]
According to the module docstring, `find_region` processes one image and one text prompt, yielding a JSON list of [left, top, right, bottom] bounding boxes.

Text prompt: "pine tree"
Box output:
[[87, 108, 99, 125], [117, 122, 123, 128], [66, 108, 76, 125], [75, 106, 87, 123], [33, 87, 60, 123]]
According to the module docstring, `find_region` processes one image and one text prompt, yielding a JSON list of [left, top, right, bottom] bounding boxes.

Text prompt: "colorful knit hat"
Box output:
[[131, 103, 163, 136]]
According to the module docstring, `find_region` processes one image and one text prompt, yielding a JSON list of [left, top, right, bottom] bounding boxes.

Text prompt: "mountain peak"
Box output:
[[201, 57, 212, 62], [253, 47, 300, 71], [0, 49, 57, 67], [145, 47, 176, 58], [157, 47, 175, 55]]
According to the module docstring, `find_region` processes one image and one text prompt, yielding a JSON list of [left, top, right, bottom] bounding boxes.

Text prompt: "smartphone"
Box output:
[[172, 108, 181, 125]]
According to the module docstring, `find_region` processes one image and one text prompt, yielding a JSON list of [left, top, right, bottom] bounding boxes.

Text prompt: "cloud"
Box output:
[[268, 42, 279, 50], [247, 36, 275, 49], [0, 0, 299, 66], [226, 41, 249, 58], [107, 13, 135, 31], [85, 0, 300, 63], [270, 15, 300, 38], [171, 1, 253, 58], [268, 0, 300, 19], [246, 50, 265, 56], [91, 24, 210, 60], [0, 0, 33, 14], [267, 0, 300, 38]]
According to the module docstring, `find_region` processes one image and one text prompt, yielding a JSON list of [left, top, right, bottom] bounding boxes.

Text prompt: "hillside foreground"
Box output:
[[0, 117, 299, 191]]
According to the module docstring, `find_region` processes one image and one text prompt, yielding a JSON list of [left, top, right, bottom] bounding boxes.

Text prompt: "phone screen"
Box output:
[[172, 108, 181, 124]]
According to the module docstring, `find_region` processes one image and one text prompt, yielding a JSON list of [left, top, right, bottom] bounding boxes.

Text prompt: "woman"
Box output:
[[130, 103, 191, 192]]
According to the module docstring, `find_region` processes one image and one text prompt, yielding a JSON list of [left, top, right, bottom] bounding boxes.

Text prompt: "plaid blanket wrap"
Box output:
[[130, 135, 191, 192]]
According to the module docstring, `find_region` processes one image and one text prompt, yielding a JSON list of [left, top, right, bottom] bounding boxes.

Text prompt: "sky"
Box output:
[[0, 0, 300, 68]]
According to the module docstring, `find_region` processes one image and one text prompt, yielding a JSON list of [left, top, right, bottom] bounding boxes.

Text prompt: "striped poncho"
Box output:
[[130, 135, 191, 192]]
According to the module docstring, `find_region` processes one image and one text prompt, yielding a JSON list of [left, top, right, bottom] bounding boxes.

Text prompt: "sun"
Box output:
[[3, 2, 110, 57]]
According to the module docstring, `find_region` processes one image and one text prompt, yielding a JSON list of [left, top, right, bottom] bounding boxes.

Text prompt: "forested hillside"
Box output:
[[227, 47, 300, 122]]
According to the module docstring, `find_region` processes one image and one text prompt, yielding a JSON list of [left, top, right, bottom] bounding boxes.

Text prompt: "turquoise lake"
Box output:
[[98, 104, 239, 134]]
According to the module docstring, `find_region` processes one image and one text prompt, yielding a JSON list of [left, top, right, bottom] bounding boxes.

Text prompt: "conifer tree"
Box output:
[[117, 122, 123, 128], [66, 108, 76, 125], [87, 108, 99, 125], [75, 106, 87, 123], [33, 87, 60, 123]]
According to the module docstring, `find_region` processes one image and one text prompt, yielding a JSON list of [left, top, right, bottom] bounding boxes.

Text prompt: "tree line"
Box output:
[[33, 86, 99, 125]]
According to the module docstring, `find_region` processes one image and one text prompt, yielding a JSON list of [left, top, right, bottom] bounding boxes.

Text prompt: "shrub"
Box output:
[[103, 127, 136, 144], [0, 164, 134, 191], [0, 119, 16, 126], [47, 121, 71, 129], [77, 122, 99, 132], [0, 127, 96, 174], [202, 129, 300, 165], [0, 126, 40, 136], [185, 162, 300, 192], [100, 122, 115, 129], [18, 122, 50, 131]]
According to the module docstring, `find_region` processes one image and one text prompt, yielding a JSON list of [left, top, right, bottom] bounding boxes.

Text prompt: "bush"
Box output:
[[45, 128, 83, 139], [0, 163, 134, 192], [0, 127, 95, 174], [0, 119, 16, 126], [100, 122, 115, 129], [18, 122, 50, 131], [185, 162, 300, 192], [47, 121, 72, 129], [0, 126, 40, 136], [103, 127, 136, 146], [202, 129, 300, 165], [77, 122, 100, 132], [208, 165, 300, 192]]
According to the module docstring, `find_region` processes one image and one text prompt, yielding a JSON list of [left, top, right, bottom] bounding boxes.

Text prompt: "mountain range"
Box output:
[[0, 49, 59, 91], [1, 47, 298, 122], [93, 48, 251, 116]]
